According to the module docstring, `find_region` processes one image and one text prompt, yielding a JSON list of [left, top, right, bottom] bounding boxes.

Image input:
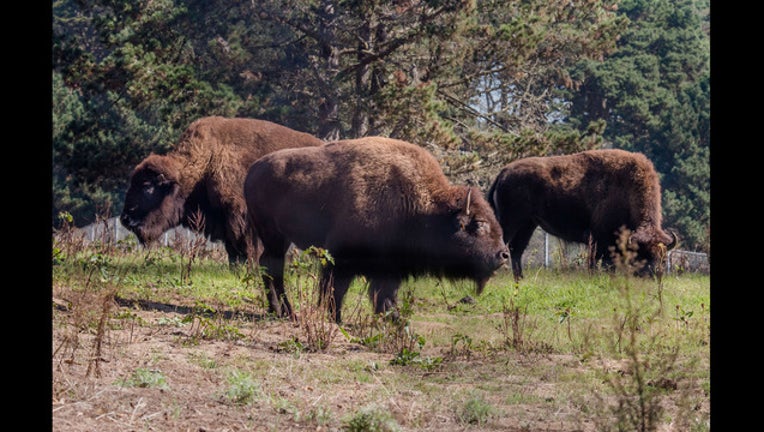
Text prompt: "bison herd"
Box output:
[[121, 116, 677, 322]]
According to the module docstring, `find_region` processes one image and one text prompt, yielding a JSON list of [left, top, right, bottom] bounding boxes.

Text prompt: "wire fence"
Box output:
[[64, 218, 709, 274], [501, 228, 709, 275], [78, 217, 221, 248]]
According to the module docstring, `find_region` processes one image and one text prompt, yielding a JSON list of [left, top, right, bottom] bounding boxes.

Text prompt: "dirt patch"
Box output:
[[52, 293, 709, 432]]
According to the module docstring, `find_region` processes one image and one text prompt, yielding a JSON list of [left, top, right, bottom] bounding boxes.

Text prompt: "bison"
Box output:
[[244, 137, 510, 322], [120, 116, 324, 265], [487, 149, 677, 280]]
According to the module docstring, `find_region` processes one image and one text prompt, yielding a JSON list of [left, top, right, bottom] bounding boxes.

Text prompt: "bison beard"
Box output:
[[487, 149, 677, 281], [244, 137, 510, 323], [120, 116, 323, 265]]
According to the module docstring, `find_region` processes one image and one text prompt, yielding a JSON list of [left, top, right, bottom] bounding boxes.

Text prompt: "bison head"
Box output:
[[120, 154, 185, 245], [629, 227, 678, 277], [435, 187, 509, 294]]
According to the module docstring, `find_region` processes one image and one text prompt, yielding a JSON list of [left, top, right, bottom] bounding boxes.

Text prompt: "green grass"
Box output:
[[53, 243, 710, 364], [456, 391, 498, 425], [222, 369, 262, 405], [52, 241, 710, 431], [343, 404, 402, 432], [116, 367, 170, 390]]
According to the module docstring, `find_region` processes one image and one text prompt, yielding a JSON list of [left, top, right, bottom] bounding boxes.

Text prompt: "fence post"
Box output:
[[667, 250, 672, 274]]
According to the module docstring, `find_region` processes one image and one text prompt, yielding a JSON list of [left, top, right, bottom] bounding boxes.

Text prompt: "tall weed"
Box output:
[[590, 231, 694, 432]]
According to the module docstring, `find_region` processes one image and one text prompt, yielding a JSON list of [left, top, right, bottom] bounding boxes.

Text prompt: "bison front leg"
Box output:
[[586, 232, 597, 274], [224, 241, 248, 268], [594, 240, 615, 272], [224, 210, 250, 267], [368, 277, 403, 321]]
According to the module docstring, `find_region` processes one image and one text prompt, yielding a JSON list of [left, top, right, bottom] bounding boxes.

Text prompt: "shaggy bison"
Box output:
[[487, 149, 677, 280], [244, 137, 510, 322], [120, 116, 323, 264]]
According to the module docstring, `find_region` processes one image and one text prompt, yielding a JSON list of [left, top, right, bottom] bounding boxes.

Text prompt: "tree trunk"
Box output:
[[317, 0, 341, 141], [351, 13, 372, 138]]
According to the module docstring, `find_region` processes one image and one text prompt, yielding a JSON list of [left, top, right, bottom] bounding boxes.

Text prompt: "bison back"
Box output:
[[244, 138, 449, 252]]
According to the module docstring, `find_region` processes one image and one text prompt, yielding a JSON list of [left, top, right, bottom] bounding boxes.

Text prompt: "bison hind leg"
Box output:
[[319, 267, 354, 323], [259, 239, 293, 319], [368, 277, 403, 322], [507, 223, 537, 281]]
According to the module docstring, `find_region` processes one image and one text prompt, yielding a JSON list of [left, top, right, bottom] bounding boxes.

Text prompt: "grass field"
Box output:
[[52, 236, 710, 431]]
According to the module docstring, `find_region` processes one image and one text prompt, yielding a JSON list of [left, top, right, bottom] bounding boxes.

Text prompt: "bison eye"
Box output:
[[143, 183, 155, 195], [472, 220, 490, 236]]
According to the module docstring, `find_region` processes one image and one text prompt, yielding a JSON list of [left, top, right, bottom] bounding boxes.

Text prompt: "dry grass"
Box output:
[[51, 230, 710, 431]]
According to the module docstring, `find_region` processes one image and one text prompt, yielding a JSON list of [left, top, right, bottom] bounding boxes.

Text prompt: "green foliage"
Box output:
[[117, 368, 169, 390], [343, 405, 401, 432], [288, 246, 340, 351], [180, 300, 244, 343], [449, 333, 473, 357], [346, 289, 429, 356], [276, 336, 306, 358], [53, 0, 709, 244], [456, 392, 497, 425], [591, 274, 682, 432], [389, 346, 443, 371], [222, 370, 262, 405], [290, 246, 334, 272], [53, 0, 632, 228], [53, 211, 81, 265], [52, 70, 173, 226], [305, 405, 334, 426], [52, 1, 254, 226]]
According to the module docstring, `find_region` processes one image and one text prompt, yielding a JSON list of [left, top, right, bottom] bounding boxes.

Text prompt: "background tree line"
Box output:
[[52, 0, 710, 253]]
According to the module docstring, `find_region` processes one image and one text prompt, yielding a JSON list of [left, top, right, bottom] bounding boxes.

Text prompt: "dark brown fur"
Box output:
[[120, 116, 324, 264], [487, 149, 677, 280], [244, 137, 510, 322]]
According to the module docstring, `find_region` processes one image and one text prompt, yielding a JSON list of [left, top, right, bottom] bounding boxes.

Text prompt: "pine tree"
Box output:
[[566, 0, 710, 252]]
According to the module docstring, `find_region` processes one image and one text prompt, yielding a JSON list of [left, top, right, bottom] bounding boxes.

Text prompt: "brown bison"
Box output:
[[487, 149, 677, 280], [244, 137, 510, 322], [120, 116, 324, 264]]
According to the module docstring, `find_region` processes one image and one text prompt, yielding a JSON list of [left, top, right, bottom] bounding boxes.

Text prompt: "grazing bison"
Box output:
[[244, 137, 510, 322], [120, 116, 324, 264], [487, 149, 677, 280]]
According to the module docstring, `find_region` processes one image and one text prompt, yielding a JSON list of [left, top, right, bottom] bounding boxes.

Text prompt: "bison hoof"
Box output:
[[458, 295, 476, 305], [381, 308, 401, 323]]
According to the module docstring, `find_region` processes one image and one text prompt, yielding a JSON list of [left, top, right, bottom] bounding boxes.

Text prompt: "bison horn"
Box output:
[[666, 230, 678, 250], [465, 188, 472, 216]]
